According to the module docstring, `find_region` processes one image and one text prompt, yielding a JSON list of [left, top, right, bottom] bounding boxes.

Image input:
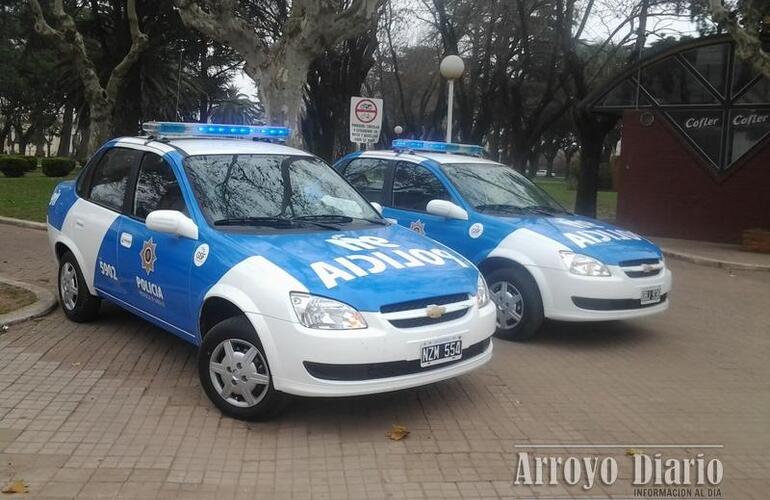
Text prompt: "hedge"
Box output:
[[41, 157, 77, 177], [22, 156, 38, 171], [0, 156, 29, 177]]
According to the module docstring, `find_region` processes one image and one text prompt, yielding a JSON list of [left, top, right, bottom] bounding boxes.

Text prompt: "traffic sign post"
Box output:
[[350, 97, 383, 145]]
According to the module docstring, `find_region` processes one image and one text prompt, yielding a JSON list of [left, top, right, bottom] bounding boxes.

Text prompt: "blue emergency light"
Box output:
[[142, 121, 290, 142], [392, 139, 484, 157]]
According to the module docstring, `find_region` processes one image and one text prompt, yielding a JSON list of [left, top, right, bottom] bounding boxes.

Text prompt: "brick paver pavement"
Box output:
[[0, 223, 768, 499]]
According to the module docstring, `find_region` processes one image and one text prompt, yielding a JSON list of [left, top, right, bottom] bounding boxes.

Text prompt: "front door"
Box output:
[[116, 151, 198, 338], [382, 161, 470, 251]]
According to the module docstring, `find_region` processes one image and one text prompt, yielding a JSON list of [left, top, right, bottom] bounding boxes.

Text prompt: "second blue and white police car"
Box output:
[[46, 124, 495, 419], [335, 140, 672, 341]]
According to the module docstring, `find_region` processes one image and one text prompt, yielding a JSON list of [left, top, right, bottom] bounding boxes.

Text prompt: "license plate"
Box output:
[[641, 286, 662, 305], [420, 337, 462, 368]]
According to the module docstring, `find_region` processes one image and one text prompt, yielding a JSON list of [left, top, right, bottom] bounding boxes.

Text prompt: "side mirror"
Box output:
[[370, 202, 383, 215], [146, 210, 198, 240], [426, 199, 468, 221]]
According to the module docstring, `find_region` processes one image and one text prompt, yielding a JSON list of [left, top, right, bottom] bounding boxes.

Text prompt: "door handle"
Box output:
[[75, 219, 84, 229], [120, 232, 133, 248]]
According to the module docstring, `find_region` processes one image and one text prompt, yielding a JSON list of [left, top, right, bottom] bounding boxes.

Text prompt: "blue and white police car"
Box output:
[[335, 140, 672, 341], [46, 124, 496, 419]]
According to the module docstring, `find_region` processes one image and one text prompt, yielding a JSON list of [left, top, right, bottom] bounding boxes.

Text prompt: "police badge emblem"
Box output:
[[409, 220, 426, 236], [140, 238, 157, 274]]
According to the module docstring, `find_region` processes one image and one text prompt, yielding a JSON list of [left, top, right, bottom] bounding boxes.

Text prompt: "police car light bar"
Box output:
[[142, 121, 291, 142], [392, 139, 484, 157]]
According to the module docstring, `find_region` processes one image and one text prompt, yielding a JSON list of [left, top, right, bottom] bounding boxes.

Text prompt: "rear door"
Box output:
[[115, 151, 198, 338], [74, 147, 143, 299]]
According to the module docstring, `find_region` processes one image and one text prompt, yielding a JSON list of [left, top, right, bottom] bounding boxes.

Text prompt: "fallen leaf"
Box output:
[[71, 362, 81, 367], [626, 448, 644, 456], [2, 480, 28, 494], [385, 424, 410, 441]]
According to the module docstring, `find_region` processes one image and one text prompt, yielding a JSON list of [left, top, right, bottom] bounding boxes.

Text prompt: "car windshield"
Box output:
[[184, 154, 380, 228], [441, 162, 567, 215]]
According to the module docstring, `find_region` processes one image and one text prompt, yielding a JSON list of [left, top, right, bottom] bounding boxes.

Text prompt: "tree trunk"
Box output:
[[17, 125, 33, 156], [75, 124, 92, 164], [57, 104, 74, 157], [573, 110, 618, 217], [526, 150, 540, 178], [88, 100, 114, 158], [546, 156, 555, 177], [35, 135, 46, 157], [254, 50, 312, 145], [0, 116, 11, 154]]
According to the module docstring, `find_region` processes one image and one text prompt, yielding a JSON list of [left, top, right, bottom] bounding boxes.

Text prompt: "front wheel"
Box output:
[[486, 266, 543, 341], [198, 316, 289, 420]]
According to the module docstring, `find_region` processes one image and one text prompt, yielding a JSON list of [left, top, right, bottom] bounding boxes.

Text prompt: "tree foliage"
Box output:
[[708, 0, 770, 77], [1, 0, 717, 216]]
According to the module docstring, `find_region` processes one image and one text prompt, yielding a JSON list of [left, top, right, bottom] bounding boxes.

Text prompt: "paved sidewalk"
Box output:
[[654, 236, 770, 271], [0, 224, 768, 499]]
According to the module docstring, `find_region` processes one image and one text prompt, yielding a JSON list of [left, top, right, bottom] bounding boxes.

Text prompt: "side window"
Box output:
[[392, 162, 450, 212], [88, 148, 142, 211], [133, 153, 187, 219], [343, 158, 389, 203], [76, 151, 104, 197]]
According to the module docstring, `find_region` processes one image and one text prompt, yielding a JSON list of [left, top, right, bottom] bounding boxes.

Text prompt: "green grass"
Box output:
[[536, 177, 617, 221], [0, 168, 77, 222]]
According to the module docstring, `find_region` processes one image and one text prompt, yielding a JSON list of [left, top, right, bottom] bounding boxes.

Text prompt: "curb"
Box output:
[[0, 276, 58, 327], [0, 215, 46, 231], [661, 249, 770, 272]]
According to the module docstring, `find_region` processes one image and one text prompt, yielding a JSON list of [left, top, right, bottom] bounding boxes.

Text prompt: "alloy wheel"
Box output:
[[490, 280, 524, 330], [60, 262, 78, 311], [209, 339, 270, 408]]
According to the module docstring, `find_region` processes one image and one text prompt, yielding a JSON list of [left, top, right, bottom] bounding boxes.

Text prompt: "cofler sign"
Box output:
[[350, 96, 383, 144]]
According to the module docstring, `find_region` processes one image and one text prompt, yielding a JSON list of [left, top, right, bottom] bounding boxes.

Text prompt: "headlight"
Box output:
[[290, 292, 367, 330], [559, 251, 611, 277], [476, 275, 490, 307]]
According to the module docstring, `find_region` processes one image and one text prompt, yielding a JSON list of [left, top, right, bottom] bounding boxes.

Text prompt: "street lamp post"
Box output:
[[440, 55, 465, 143]]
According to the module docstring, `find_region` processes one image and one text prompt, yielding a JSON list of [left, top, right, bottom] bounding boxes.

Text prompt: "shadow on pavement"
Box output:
[[527, 318, 657, 349]]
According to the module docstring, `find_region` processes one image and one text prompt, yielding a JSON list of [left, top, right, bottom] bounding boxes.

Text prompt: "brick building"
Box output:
[[591, 36, 770, 243]]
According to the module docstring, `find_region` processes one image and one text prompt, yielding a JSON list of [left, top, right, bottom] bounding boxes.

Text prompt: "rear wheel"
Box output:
[[486, 266, 543, 341], [198, 316, 289, 420], [58, 251, 100, 322]]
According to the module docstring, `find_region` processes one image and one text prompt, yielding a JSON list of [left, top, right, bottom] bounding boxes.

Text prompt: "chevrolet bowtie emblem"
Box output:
[[425, 304, 446, 319]]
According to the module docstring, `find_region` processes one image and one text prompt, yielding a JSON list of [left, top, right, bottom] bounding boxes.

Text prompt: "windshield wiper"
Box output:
[[521, 205, 568, 216], [293, 214, 351, 223], [359, 217, 389, 225], [293, 214, 390, 228], [475, 204, 526, 213], [289, 215, 342, 230], [213, 216, 296, 228]]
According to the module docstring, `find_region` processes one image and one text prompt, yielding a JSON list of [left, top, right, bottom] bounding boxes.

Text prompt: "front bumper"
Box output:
[[536, 264, 672, 322], [247, 300, 497, 397]]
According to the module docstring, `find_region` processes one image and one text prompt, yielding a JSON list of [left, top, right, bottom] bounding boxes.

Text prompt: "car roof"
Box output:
[[113, 136, 314, 158], [356, 149, 501, 166]]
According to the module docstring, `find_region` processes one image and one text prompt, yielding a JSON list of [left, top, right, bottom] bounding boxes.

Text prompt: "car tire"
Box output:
[[485, 266, 543, 341], [58, 251, 101, 322], [198, 316, 289, 420]]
